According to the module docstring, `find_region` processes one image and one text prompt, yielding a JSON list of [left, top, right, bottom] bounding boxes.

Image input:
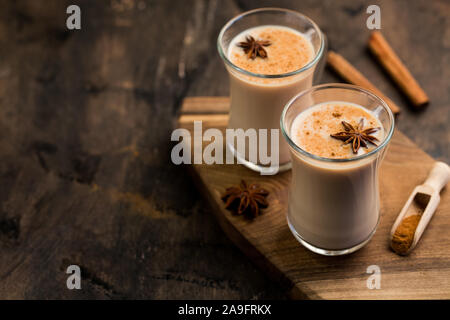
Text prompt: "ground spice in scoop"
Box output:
[[391, 214, 421, 255]]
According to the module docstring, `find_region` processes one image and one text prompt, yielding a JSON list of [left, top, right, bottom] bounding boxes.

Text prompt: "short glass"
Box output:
[[281, 84, 395, 256], [217, 8, 326, 174]]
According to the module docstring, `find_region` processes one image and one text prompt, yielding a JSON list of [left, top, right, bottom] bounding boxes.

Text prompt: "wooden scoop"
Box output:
[[390, 162, 450, 255]]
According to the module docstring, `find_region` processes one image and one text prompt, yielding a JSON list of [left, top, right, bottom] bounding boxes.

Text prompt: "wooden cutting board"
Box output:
[[177, 97, 450, 299]]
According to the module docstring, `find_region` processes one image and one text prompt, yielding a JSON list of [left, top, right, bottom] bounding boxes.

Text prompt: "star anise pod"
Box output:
[[330, 119, 380, 154], [221, 180, 269, 218], [237, 35, 271, 60]]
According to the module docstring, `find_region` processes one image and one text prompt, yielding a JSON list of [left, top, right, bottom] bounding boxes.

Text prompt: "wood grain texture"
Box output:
[[179, 97, 450, 299], [0, 0, 448, 299]]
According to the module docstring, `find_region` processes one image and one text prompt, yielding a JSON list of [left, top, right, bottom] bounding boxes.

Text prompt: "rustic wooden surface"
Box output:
[[179, 97, 450, 299], [0, 0, 448, 299]]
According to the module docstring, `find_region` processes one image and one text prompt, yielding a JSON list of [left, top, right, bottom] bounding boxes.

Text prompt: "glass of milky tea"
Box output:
[[217, 8, 326, 175], [281, 84, 395, 256]]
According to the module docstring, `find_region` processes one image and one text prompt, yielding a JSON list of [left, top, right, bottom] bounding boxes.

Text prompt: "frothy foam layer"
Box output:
[[291, 102, 385, 159], [228, 25, 314, 75]]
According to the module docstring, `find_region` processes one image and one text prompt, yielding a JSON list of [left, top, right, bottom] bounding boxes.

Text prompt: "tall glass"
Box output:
[[217, 8, 325, 174], [281, 84, 395, 256]]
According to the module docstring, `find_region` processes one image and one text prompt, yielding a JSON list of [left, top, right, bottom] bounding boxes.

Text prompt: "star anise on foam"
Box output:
[[330, 119, 380, 154], [237, 35, 271, 60], [221, 180, 269, 218]]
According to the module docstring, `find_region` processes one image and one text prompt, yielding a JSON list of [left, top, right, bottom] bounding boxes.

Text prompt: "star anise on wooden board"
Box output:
[[330, 119, 380, 154], [221, 180, 269, 218], [237, 35, 271, 60]]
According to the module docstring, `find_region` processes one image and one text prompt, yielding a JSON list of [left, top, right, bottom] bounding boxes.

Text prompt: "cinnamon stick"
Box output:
[[368, 31, 429, 107], [327, 51, 401, 114]]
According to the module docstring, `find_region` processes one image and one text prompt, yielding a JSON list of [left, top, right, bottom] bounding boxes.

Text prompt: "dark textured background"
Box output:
[[0, 0, 448, 299]]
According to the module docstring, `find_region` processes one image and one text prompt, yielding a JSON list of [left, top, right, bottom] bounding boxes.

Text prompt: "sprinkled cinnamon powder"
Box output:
[[391, 214, 421, 255], [229, 25, 314, 75]]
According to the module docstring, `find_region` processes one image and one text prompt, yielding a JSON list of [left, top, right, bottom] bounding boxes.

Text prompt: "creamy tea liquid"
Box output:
[[288, 101, 385, 250], [226, 25, 315, 167]]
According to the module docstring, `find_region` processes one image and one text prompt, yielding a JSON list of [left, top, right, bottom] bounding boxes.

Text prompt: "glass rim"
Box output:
[[280, 83, 395, 163], [217, 7, 325, 79]]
